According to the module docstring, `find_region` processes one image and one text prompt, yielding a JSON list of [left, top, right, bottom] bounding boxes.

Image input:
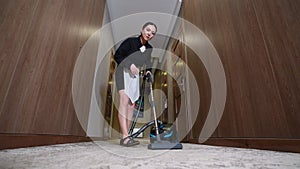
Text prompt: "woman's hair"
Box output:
[[142, 22, 157, 32]]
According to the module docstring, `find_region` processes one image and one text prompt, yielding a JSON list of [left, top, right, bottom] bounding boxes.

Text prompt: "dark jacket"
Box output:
[[114, 35, 153, 71]]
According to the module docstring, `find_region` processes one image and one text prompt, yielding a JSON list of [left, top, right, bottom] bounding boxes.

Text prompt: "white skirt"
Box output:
[[123, 69, 140, 103]]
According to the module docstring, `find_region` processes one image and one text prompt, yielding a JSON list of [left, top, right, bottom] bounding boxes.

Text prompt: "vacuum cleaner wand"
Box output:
[[147, 72, 182, 150], [128, 72, 182, 150], [148, 76, 161, 142]]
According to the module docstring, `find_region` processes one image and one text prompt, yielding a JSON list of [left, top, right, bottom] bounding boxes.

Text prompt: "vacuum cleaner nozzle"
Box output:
[[148, 141, 183, 150]]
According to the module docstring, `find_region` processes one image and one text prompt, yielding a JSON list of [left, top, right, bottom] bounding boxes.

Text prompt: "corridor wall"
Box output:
[[0, 0, 105, 149], [182, 0, 300, 152]]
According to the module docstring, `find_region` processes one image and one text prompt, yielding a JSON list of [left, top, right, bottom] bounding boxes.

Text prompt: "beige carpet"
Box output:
[[1, 139, 299, 169]]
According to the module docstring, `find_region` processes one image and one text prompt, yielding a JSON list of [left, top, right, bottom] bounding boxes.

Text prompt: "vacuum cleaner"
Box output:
[[128, 72, 183, 150]]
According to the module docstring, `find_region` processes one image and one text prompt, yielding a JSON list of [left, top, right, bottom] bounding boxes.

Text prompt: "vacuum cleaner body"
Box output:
[[150, 124, 178, 143], [149, 123, 183, 149]]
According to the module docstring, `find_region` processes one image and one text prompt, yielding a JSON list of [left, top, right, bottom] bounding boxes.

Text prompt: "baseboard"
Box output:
[[2, 134, 299, 153], [0, 133, 93, 150], [187, 138, 300, 153]]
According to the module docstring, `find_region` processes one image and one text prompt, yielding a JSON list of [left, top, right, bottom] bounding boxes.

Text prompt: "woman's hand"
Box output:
[[130, 64, 139, 76]]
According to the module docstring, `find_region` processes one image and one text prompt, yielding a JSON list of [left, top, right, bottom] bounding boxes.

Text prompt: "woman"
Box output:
[[114, 22, 157, 146]]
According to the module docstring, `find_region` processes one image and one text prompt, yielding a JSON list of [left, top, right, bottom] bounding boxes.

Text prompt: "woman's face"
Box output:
[[141, 25, 156, 42]]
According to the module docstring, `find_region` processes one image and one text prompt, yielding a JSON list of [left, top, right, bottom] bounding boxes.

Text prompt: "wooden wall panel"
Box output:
[[0, 0, 105, 136], [182, 0, 299, 143], [0, 0, 38, 122], [252, 0, 300, 137]]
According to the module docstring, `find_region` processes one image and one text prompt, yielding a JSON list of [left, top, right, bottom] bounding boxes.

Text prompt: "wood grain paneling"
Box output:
[[0, 0, 105, 137], [252, 0, 300, 137], [0, 0, 38, 120], [182, 0, 300, 147]]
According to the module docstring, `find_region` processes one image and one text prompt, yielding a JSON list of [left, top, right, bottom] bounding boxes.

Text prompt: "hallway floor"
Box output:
[[1, 139, 299, 169]]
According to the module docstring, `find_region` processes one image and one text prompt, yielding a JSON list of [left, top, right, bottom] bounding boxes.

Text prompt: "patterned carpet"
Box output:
[[1, 140, 299, 169]]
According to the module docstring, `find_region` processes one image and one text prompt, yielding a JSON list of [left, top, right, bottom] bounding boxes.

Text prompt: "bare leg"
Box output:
[[127, 103, 135, 131], [118, 90, 140, 146], [118, 90, 130, 139]]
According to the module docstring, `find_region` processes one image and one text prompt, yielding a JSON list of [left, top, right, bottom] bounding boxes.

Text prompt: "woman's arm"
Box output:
[[114, 39, 133, 68]]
